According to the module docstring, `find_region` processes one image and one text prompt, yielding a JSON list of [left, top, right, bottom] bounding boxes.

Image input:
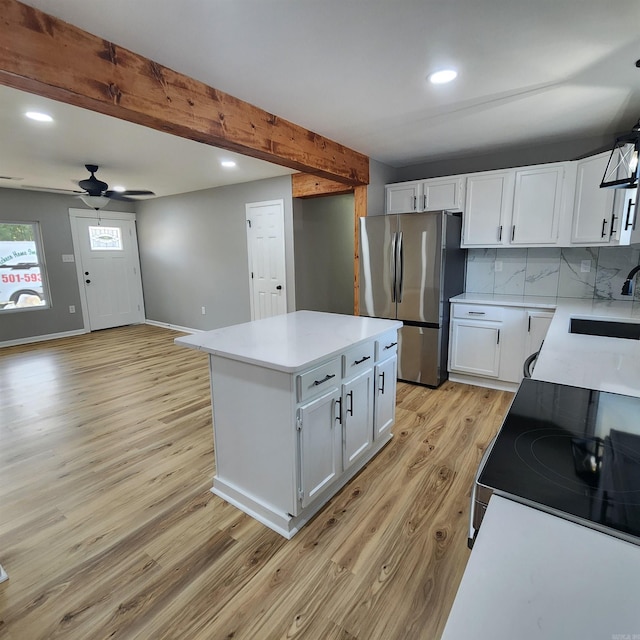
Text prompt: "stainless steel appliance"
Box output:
[[470, 377, 640, 548], [359, 211, 465, 387]]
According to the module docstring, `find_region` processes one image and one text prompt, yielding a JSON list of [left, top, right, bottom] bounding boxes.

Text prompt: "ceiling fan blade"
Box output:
[[104, 192, 135, 202], [111, 189, 155, 197]]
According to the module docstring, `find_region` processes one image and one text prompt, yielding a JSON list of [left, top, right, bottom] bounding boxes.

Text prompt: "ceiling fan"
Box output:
[[77, 164, 155, 209]]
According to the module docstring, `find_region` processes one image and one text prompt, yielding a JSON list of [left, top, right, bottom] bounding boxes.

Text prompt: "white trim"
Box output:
[[448, 372, 520, 393], [145, 319, 203, 334], [0, 328, 87, 349]]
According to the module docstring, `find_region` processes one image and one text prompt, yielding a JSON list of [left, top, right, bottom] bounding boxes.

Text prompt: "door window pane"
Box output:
[[88, 226, 123, 251], [0, 222, 50, 311]]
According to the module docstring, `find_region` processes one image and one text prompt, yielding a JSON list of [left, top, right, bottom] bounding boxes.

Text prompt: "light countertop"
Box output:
[[451, 293, 640, 397], [174, 310, 402, 373], [441, 496, 640, 640]]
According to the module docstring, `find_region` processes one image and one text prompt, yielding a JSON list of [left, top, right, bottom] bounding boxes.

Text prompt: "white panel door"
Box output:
[[74, 215, 145, 331], [246, 199, 286, 320]]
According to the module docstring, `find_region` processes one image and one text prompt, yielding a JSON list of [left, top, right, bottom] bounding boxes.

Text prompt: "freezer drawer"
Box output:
[[397, 324, 444, 387]]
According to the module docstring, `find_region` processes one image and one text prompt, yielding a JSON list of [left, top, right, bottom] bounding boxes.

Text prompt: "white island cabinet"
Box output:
[[175, 311, 401, 539]]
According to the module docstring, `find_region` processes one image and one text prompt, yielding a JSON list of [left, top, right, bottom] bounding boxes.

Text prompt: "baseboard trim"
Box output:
[[0, 328, 87, 349], [145, 319, 203, 334], [448, 372, 520, 393]]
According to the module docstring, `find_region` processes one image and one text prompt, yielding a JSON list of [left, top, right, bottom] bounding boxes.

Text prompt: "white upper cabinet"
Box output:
[[386, 181, 421, 213], [461, 170, 515, 247], [422, 176, 464, 211], [571, 152, 639, 246], [511, 165, 564, 245], [386, 177, 463, 214]]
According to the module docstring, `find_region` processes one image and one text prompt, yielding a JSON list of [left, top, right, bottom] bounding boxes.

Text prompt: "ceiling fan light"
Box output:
[[112, 185, 126, 192], [80, 195, 110, 210]]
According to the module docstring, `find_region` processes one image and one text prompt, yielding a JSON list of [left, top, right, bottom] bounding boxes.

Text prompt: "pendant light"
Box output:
[[600, 118, 640, 189]]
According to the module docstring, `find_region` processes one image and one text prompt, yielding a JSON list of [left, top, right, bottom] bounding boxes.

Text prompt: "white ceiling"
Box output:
[[3, 0, 640, 198]]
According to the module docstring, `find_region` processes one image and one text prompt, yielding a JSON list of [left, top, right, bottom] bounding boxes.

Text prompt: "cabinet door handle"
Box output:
[[601, 218, 607, 238], [610, 214, 618, 237], [498, 225, 503, 241], [313, 373, 335, 386], [384, 342, 397, 350], [335, 398, 342, 424], [468, 311, 485, 315], [423, 194, 427, 210], [511, 225, 516, 242], [353, 355, 371, 365], [379, 371, 385, 394], [496, 329, 501, 345], [413, 196, 417, 211], [625, 199, 635, 230], [346, 391, 354, 417], [528, 316, 532, 332]]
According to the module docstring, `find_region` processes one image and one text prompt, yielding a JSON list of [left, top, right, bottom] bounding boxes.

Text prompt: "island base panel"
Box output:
[[212, 431, 393, 539]]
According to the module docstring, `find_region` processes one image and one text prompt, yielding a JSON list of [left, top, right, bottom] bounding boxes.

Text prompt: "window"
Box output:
[[0, 222, 50, 311], [88, 225, 123, 251]]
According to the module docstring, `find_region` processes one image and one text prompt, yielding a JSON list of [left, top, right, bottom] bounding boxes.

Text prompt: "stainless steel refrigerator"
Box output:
[[359, 211, 465, 387]]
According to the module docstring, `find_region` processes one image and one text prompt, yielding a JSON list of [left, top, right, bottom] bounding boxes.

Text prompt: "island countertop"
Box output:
[[174, 310, 402, 373]]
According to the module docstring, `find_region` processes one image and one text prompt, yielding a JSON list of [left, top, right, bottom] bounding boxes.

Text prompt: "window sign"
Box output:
[[0, 222, 50, 311], [88, 226, 123, 251]]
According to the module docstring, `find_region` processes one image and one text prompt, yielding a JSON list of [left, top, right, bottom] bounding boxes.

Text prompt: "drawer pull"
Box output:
[[384, 342, 398, 350], [353, 355, 371, 365], [313, 373, 336, 386], [468, 311, 486, 315]]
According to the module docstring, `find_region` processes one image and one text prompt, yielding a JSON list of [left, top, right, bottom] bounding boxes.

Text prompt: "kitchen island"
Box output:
[[175, 310, 401, 538]]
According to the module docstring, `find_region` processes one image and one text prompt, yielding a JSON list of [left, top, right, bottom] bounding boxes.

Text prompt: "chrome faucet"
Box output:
[[621, 265, 640, 296]]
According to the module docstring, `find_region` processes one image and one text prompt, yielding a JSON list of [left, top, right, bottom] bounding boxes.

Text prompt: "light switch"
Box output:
[[494, 260, 503, 272], [580, 260, 591, 273], [62, 254, 75, 263]]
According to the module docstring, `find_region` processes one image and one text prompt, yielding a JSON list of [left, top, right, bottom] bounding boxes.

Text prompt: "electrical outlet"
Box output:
[[201, 306, 206, 315], [69, 305, 76, 313], [580, 260, 591, 273], [494, 260, 503, 272]]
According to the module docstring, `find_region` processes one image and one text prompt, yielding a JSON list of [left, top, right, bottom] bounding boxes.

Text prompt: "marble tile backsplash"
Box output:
[[466, 246, 640, 301]]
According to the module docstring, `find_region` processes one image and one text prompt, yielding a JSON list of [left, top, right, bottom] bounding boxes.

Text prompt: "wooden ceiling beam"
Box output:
[[0, 0, 369, 186], [291, 173, 356, 198]]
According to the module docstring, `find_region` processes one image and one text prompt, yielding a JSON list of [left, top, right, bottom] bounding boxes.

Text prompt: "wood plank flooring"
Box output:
[[0, 325, 513, 639]]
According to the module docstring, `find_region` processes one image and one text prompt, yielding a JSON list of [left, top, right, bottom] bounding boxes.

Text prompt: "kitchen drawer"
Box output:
[[297, 358, 341, 403], [343, 341, 375, 378], [452, 303, 503, 322], [375, 330, 399, 360]]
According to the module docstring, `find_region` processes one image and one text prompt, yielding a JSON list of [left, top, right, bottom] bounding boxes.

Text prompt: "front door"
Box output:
[[71, 211, 145, 331], [245, 199, 287, 320]]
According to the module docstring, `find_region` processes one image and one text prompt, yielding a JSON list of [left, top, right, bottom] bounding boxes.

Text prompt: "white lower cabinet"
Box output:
[[374, 355, 397, 439], [449, 320, 501, 377], [449, 301, 554, 390], [298, 387, 341, 509], [342, 368, 374, 469]]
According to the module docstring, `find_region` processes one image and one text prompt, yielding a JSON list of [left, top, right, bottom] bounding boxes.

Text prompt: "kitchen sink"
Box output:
[[569, 318, 640, 340]]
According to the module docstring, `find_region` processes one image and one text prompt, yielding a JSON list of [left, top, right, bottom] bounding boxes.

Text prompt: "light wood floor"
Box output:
[[0, 325, 513, 639]]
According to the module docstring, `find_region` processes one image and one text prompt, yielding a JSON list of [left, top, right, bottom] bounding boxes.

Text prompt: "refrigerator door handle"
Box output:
[[397, 231, 404, 303], [390, 231, 397, 303]]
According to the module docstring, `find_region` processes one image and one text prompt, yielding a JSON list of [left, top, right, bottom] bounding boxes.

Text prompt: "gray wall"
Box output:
[[0, 188, 132, 342], [136, 175, 294, 331], [395, 134, 614, 181], [368, 158, 399, 216], [293, 194, 355, 315]]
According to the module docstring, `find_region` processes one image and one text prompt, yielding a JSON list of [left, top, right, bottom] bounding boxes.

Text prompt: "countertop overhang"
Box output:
[[174, 310, 402, 373]]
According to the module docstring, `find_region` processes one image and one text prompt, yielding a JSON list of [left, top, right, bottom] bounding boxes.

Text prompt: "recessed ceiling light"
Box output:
[[112, 185, 126, 192], [428, 69, 458, 85], [25, 111, 53, 122], [221, 160, 236, 168]]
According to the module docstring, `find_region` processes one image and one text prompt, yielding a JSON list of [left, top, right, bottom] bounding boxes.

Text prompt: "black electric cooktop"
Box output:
[[479, 377, 640, 544]]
